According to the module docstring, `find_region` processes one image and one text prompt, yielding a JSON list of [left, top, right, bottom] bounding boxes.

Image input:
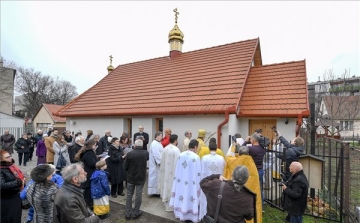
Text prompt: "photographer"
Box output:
[[275, 131, 305, 180]]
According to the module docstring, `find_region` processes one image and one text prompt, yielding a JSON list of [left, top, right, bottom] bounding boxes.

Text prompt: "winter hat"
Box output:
[[30, 164, 55, 183]]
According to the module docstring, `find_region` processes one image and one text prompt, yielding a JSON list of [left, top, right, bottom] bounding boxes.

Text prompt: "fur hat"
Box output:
[[198, 129, 206, 138], [30, 164, 55, 183]]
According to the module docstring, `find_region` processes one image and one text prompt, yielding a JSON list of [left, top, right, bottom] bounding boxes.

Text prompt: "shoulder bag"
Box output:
[[202, 181, 225, 223]]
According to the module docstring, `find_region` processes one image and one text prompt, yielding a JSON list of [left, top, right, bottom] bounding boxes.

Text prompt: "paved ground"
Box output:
[[18, 157, 180, 223]]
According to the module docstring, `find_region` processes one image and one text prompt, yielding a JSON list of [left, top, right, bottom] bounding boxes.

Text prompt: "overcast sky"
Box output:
[[1, 1, 359, 95]]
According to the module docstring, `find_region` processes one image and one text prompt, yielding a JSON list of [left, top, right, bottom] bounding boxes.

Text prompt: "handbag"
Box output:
[[202, 181, 225, 223], [56, 151, 67, 170]]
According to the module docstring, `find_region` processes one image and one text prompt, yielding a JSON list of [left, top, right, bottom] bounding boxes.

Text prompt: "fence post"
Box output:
[[343, 142, 350, 223]]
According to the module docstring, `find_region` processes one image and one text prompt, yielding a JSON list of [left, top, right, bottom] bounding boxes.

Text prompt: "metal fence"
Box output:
[[0, 127, 25, 141], [263, 134, 357, 223]]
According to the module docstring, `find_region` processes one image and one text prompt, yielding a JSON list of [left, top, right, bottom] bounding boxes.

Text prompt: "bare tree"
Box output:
[[14, 65, 78, 117], [314, 69, 360, 138]]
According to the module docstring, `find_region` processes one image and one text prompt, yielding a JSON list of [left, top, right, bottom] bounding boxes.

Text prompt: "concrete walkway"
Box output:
[[18, 156, 181, 223]]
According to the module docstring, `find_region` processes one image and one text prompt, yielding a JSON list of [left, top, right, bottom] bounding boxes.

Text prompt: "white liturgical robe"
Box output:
[[148, 139, 163, 195], [169, 150, 202, 222], [199, 151, 225, 219], [159, 143, 181, 211]]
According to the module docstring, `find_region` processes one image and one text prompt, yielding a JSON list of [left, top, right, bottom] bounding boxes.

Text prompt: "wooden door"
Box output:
[[249, 119, 277, 149]]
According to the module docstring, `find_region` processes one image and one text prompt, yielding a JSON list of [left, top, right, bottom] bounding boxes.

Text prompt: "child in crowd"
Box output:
[[20, 164, 64, 223], [91, 159, 111, 219]]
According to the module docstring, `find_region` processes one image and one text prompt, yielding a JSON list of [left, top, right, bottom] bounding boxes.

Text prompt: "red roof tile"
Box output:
[[56, 39, 259, 117], [238, 60, 309, 117], [43, 104, 66, 122]]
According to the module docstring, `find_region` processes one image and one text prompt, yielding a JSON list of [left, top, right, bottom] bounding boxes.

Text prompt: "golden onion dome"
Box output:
[[107, 55, 114, 73], [168, 24, 184, 43], [107, 64, 114, 71]]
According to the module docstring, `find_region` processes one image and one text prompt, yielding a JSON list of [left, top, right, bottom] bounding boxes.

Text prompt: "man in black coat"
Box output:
[[133, 125, 149, 150], [124, 139, 149, 220], [98, 130, 112, 152], [282, 162, 309, 223]]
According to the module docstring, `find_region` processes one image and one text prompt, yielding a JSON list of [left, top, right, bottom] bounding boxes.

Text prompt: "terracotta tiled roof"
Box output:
[[238, 60, 309, 117], [322, 95, 360, 119], [56, 39, 260, 117], [43, 104, 66, 122]]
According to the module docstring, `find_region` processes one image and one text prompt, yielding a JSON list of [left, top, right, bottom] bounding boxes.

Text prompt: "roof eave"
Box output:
[[55, 109, 238, 118], [237, 110, 310, 118]]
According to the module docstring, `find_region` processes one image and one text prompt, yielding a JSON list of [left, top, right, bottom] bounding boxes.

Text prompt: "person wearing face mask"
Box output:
[[53, 163, 100, 223]]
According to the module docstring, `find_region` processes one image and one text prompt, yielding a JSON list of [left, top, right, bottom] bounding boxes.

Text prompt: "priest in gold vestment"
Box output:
[[223, 145, 262, 223]]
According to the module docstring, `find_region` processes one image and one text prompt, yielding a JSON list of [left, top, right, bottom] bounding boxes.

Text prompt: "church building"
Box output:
[[54, 9, 309, 150]]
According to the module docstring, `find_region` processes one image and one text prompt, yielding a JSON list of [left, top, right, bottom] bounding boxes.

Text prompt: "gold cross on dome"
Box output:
[[174, 8, 179, 24], [109, 55, 113, 65]]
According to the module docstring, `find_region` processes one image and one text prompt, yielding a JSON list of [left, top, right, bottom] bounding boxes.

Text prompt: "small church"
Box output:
[[54, 8, 309, 151]]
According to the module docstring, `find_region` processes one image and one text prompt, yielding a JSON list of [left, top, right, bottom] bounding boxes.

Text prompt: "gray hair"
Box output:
[[234, 133, 241, 138], [94, 134, 100, 138], [135, 139, 143, 147], [75, 136, 84, 143], [184, 131, 189, 136], [238, 146, 249, 155], [61, 163, 83, 184], [232, 165, 249, 191], [251, 133, 260, 142]]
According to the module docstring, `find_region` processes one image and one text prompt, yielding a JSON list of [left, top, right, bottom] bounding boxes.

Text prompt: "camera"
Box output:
[[279, 173, 286, 186], [231, 135, 237, 143]]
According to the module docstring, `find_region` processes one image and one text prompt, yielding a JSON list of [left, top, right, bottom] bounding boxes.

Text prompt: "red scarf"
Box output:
[[0, 163, 25, 189]]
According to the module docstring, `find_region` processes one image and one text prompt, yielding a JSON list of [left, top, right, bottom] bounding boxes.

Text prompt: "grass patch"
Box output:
[[263, 205, 333, 223]]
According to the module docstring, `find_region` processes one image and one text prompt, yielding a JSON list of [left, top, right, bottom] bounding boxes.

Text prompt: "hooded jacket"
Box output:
[[90, 170, 110, 199]]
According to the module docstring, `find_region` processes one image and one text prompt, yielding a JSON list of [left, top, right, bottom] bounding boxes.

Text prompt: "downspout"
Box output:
[[217, 106, 236, 148]]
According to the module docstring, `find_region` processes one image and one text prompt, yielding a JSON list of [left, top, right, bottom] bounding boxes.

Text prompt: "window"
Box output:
[[340, 121, 354, 130], [156, 118, 163, 132]]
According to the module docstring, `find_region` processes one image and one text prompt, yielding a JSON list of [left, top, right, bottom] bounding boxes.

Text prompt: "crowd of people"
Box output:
[[0, 126, 309, 223]]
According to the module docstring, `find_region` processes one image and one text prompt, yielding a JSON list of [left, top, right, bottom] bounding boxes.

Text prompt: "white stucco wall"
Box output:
[[66, 117, 125, 138], [164, 115, 228, 152], [65, 115, 300, 152]]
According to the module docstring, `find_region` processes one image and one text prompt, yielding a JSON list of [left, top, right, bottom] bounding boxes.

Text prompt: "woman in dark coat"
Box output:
[[15, 133, 32, 166], [108, 137, 127, 198], [79, 139, 98, 208], [0, 149, 25, 223]]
